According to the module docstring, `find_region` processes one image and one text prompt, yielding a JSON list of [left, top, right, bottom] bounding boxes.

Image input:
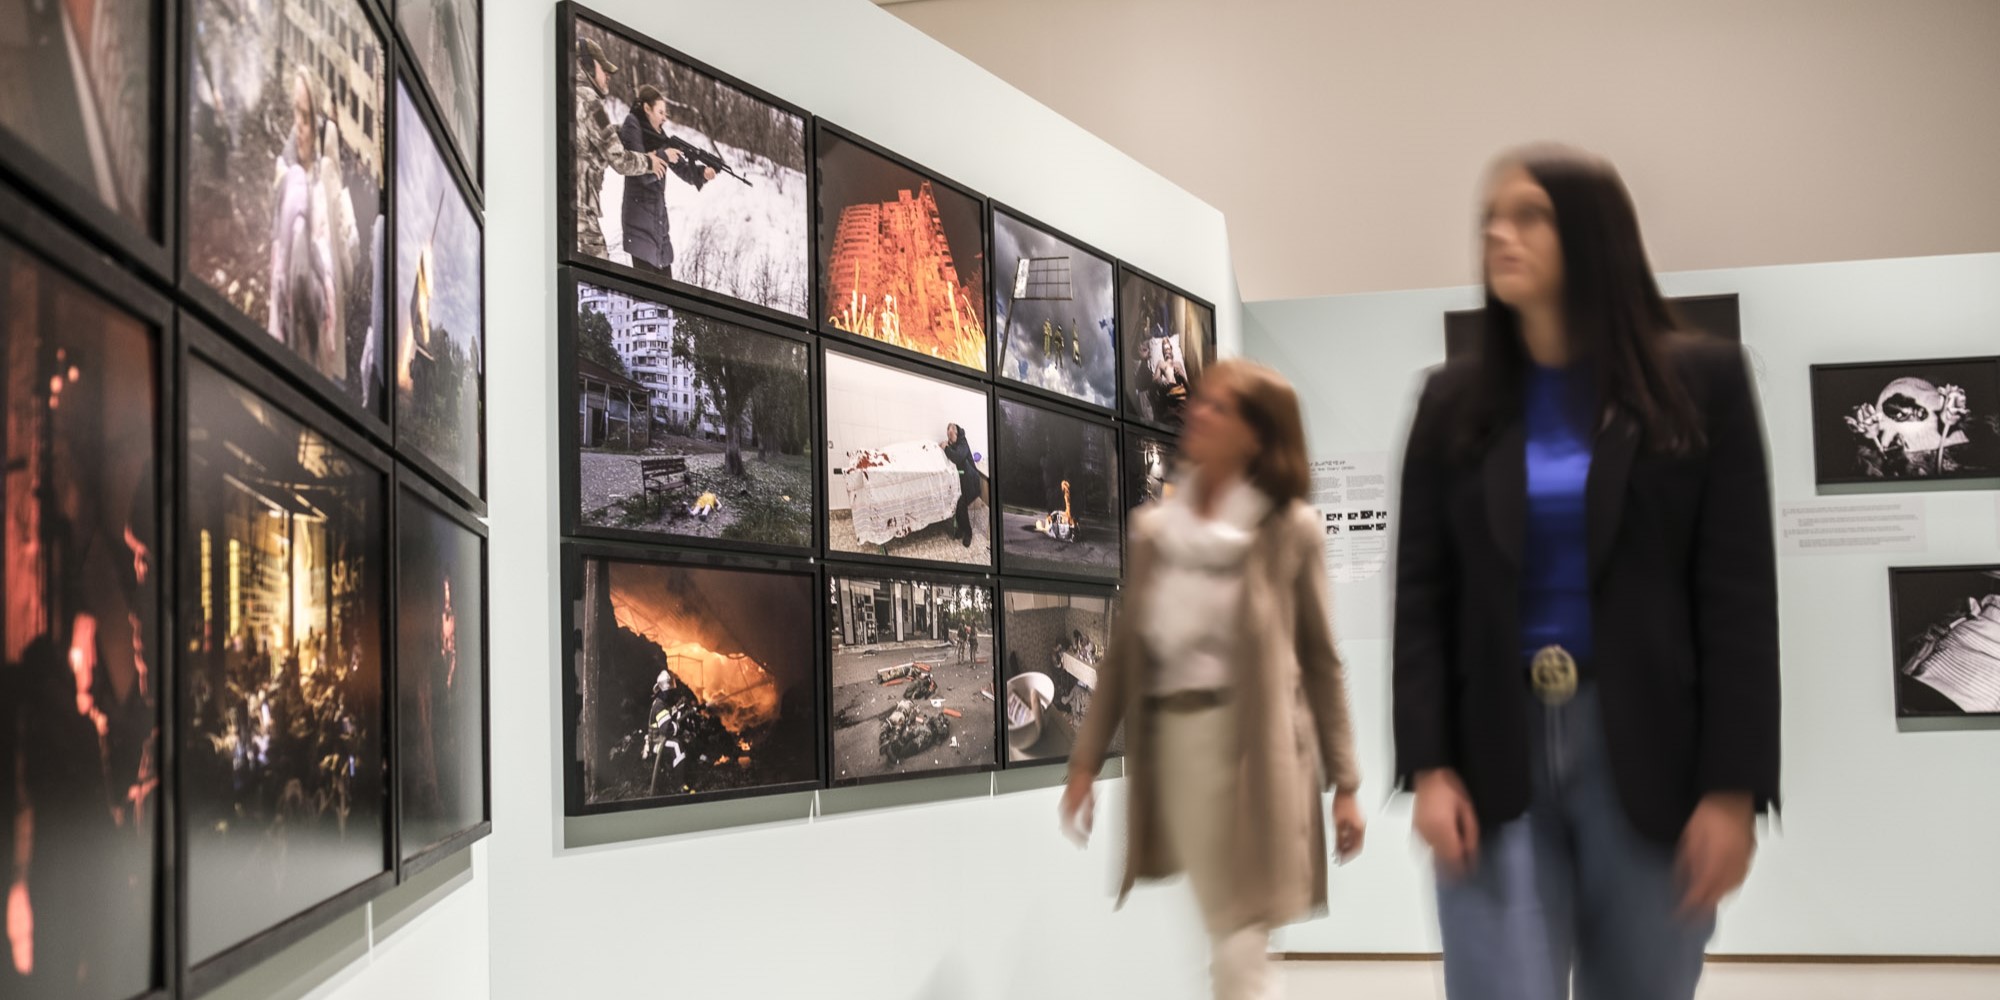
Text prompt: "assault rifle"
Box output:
[[645, 131, 753, 187]]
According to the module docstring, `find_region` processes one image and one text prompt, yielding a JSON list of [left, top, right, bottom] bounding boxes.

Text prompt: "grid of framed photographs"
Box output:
[[552, 1, 1204, 816], [0, 0, 489, 992]]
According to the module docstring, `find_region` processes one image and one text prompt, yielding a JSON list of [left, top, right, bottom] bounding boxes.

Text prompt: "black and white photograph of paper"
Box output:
[[827, 573, 996, 783], [1891, 566, 2000, 717], [991, 209, 1115, 409], [1811, 358, 2000, 484]]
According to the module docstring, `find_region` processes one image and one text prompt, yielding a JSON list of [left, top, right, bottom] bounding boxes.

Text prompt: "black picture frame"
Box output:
[[993, 390, 1125, 585], [1887, 565, 2000, 719], [555, 2, 815, 327], [176, 0, 396, 447], [987, 202, 1120, 415], [1116, 261, 1215, 433], [996, 578, 1122, 769], [1444, 292, 1742, 359], [175, 317, 397, 996], [392, 0, 484, 202], [0, 0, 178, 285], [391, 68, 488, 514], [813, 119, 991, 379], [823, 565, 1000, 788], [819, 339, 999, 575], [0, 179, 178, 1000], [557, 267, 819, 558], [560, 540, 826, 816], [391, 469, 492, 880], [1808, 356, 2000, 488], [1121, 424, 1178, 519]]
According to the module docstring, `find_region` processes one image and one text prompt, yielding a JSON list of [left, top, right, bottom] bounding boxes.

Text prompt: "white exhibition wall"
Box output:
[[1247, 252, 2000, 957]]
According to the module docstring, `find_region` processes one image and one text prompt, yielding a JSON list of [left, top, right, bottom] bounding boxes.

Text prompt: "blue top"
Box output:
[[1522, 364, 1595, 660]]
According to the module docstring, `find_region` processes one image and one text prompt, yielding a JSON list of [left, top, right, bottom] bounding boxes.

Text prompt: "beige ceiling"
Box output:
[[883, 0, 2000, 301]]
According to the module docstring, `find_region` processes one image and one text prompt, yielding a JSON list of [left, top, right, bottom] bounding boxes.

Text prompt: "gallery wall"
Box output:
[[1244, 251, 2000, 957]]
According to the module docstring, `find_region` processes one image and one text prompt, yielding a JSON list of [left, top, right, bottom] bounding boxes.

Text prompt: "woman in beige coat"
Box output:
[[1061, 359, 1365, 1000]]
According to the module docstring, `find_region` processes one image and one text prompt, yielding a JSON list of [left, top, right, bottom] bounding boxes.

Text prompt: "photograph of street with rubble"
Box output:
[[827, 573, 997, 784], [1002, 588, 1120, 765]]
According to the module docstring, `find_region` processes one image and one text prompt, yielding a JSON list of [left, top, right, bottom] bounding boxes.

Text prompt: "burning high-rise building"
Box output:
[[826, 182, 986, 370]]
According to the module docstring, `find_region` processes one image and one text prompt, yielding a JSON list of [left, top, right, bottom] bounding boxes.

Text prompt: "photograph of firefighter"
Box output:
[[995, 397, 1121, 580], [571, 556, 818, 810], [827, 573, 996, 784], [185, 0, 386, 414], [991, 208, 1116, 409], [397, 489, 487, 861], [1810, 357, 2000, 484], [398, 0, 480, 174], [816, 128, 987, 373], [1124, 430, 1179, 517], [1890, 566, 2000, 717], [569, 15, 809, 318], [179, 355, 388, 965], [0, 236, 160, 1000], [1002, 588, 1119, 765], [824, 349, 993, 568], [0, 0, 154, 231], [1120, 269, 1215, 429], [572, 281, 813, 549], [396, 82, 484, 498]]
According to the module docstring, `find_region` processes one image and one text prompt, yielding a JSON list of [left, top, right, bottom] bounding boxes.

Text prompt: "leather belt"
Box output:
[[1146, 688, 1231, 714], [1528, 645, 1580, 705]]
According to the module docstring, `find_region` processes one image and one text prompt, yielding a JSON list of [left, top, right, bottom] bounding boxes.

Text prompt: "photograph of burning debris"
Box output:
[[396, 82, 484, 498], [0, 236, 160, 1000], [0, 0, 155, 232], [824, 349, 992, 568], [569, 15, 809, 318], [573, 281, 812, 550], [816, 128, 987, 373], [185, 0, 387, 415], [179, 354, 388, 964], [1124, 430, 1178, 517], [398, 0, 480, 175], [1002, 588, 1119, 765], [397, 490, 486, 861], [1810, 357, 2000, 485], [1120, 270, 1214, 429], [1890, 566, 2000, 718], [571, 556, 818, 810], [991, 209, 1115, 410], [996, 398, 1120, 581], [827, 573, 996, 784]]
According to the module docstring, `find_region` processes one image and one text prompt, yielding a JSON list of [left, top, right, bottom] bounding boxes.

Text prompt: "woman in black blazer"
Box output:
[[1393, 145, 1779, 1000]]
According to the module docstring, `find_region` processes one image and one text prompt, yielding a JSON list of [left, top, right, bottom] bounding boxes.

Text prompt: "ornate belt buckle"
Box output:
[[1530, 645, 1578, 705]]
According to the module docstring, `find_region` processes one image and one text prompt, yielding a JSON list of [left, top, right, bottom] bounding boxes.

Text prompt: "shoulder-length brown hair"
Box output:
[[1204, 359, 1311, 505]]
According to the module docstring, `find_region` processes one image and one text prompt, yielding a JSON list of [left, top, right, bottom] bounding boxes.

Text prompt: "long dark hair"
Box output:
[[1460, 145, 1702, 456]]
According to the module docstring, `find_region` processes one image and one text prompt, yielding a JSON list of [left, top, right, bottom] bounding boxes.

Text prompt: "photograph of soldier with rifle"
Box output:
[[568, 14, 809, 319]]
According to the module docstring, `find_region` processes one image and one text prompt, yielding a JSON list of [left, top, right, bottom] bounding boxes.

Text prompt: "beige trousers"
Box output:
[[1155, 703, 1278, 1000]]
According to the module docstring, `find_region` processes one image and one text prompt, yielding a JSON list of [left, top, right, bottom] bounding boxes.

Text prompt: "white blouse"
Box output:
[[1142, 473, 1272, 696]]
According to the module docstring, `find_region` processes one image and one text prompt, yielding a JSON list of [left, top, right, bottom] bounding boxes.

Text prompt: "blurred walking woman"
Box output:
[[1393, 145, 1780, 1000], [1063, 360, 1365, 1000]]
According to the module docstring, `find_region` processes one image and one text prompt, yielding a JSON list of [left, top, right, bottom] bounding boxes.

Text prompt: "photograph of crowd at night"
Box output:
[[0, 235, 161, 1000], [570, 556, 818, 810], [397, 489, 486, 862], [179, 354, 388, 965], [396, 82, 484, 498], [826, 573, 995, 784]]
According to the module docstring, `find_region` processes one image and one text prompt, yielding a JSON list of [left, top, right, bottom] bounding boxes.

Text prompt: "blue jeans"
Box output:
[[1436, 687, 1712, 1000]]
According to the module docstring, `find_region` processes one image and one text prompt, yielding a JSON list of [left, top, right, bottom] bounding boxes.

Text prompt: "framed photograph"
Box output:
[[1888, 565, 2000, 718], [563, 543, 823, 814], [1809, 356, 2000, 486], [557, 3, 810, 323], [826, 570, 997, 786], [395, 474, 490, 876], [822, 344, 994, 571], [394, 77, 485, 510], [396, 0, 481, 187], [0, 186, 171, 1000], [1119, 264, 1214, 431], [995, 395, 1122, 582], [1444, 293, 1741, 360], [561, 271, 815, 554], [1000, 583, 1121, 767], [1123, 427, 1178, 517], [0, 0, 170, 277], [177, 321, 392, 992], [182, 0, 390, 431], [815, 122, 987, 375], [990, 205, 1117, 412]]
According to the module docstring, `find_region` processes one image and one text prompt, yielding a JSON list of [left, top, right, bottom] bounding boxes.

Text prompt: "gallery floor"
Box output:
[[1278, 959, 2000, 998]]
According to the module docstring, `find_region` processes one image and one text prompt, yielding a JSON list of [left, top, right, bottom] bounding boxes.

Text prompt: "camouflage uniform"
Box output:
[[574, 65, 653, 257]]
